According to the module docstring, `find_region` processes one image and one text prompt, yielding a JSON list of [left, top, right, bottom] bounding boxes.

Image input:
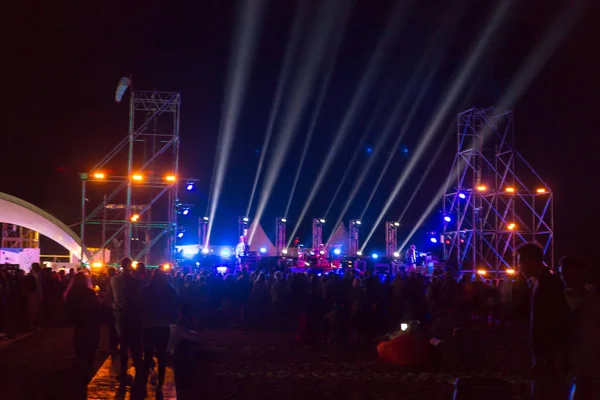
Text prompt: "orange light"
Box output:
[[132, 174, 144, 182], [131, 214, 140, 222], [92, 262, 103, 268], [536, 188, 546, 194], [162, 263, 171, 271], [92, 172, 105, 179], [132, 261, 138, 269], [507, 223, 516, 230], [476, 185, 487, 192], [506, 269, 515, 275], [505, 187, 515, 193], [477, 269, 487, 276], [165, 175, 177, 182]]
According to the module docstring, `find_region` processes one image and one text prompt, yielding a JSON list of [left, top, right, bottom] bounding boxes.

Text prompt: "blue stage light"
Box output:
[[201, 248, 209, 254], [216, 266, 228, 274], [333, 248, 341, 255], [458, 193, 466, 199], [177, 232, 184, 238], [182, 208, 190, 216], [366, 147, 373, 153], [221, 249, 230, 257], [372, 253, 379, 259], [260, 247, 267, 254], [186, 183, 194, 191], [444, 215, 451, 222], [430, 237, 438, 244]]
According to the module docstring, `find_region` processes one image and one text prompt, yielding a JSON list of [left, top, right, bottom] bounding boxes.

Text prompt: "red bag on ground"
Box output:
[[377, 333, 430, 366]]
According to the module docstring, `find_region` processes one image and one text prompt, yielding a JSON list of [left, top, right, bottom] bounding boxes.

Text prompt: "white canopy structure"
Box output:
[[248, 221, 276, 254], [327, 222, 349, 249], [0, 192, 91, 261]]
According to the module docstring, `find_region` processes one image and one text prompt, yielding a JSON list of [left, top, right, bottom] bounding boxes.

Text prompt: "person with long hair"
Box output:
[[65, 271, 101, 399], [140, 267, 178, 396]]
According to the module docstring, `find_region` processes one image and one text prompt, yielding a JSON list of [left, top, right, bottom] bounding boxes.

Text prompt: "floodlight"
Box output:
[[165, 175, 177, 182], [92, 172, 105, 179], [393, 252, 399, 258], [333, 248, 341, 255], [132, 174, 144, 182], [371, 253, 379, 259], [260, 247, 267, 254]]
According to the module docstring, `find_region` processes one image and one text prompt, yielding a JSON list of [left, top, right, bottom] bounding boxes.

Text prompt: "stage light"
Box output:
[[201, 248, 209, 255], [221, 249, 231, 257], [131, 214, 140, 222], [281, 218, 287, 223], [195, 262, 200, 266], [393, 222, 400, 227], [356, 251, 363, 256], [319, 219, 325, 224], [458, 193, 466, 199], [162, 263, 171, 271], [282, 249, 288, 255], [203, 216, 209, 221], [182, 208, 190, 216], [92, 172, 105, 179], [507, 223, 516, 230], [393, 252, 399, 258], [186, 183, 195, 191], [216, 266, 228, 274], [536, 188, 547, 194], [260, 247, 267, 254], [132, 174, 144, 182], [372, 253, 379, 259], [355, 220, 361, 225], [91, 262, 103, 268], [505, 187, 515, 193], [477, 269, 487, 276], [319, 250, 325, 255], [430, 237, 438, 244], [443, 216, 451, 222], [476, 185, 487, 192], [177, 232, 184, 238], [333, 248, 341, 255], [506, 268, 516, 275], [132, 261, 138, 269], [243, 217, 249, 223], [165, 175, 177, 182]]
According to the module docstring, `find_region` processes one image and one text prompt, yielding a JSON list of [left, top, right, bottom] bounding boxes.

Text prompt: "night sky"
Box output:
[[3, 0, 599, 260]]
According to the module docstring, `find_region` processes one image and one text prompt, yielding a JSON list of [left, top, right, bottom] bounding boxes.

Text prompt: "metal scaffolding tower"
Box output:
[[442, 108, 554, 272], [80, 87, 184, 265], [1, 224, 39, 249], [349, 220, 360, 256], [275, 217, 286, 256], [385, 221, 399, 258], [312, 218, 324, 250]]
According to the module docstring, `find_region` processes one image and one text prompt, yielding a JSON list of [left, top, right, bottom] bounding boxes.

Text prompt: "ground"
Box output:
[[0, 327, 531, 399]]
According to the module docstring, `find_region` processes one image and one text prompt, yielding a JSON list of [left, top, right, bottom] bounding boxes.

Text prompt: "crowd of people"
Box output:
[[1, 242, 598, 399]]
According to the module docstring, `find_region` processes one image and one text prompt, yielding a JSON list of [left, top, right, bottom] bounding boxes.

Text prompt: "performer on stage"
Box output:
[[235, 236, 249, 270], [406, 244, 417, 273]]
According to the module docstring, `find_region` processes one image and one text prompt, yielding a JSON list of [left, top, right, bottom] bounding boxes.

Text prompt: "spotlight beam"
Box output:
[[249, 1, 352, 243], [322, 79, 398, 219], [333, 1, 467, 233], [246, 1, 309, 218], [283, 5, 348, 219], [206, 0, 266, 246], [357, 2, 466, 221], [361, 1, 513, 252], [288, 0, 412, 246]]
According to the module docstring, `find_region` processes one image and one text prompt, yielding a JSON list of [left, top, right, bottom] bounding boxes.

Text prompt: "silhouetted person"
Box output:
[[110, 257, 143, 385], [559, 256, 600, 399], [140, 268, 178, 396], [66, 271, 100, 399], [517, 242, 569, 399]]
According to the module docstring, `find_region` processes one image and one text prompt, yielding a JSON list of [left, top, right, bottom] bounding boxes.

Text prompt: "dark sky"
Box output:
[[2, 0, 599, 260]]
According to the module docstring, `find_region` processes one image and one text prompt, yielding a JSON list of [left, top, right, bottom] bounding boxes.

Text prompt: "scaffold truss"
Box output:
[[79, 87, 185, 265], [1, 224, 39, 249], [442, 108, 554, 273]]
